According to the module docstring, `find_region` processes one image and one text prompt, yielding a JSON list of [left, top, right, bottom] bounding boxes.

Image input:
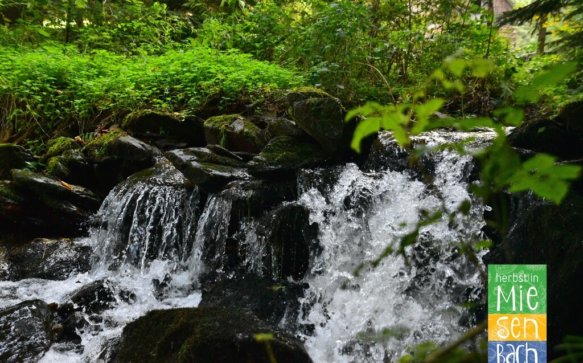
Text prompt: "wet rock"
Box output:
[[486, 191, 583, 355], [44, 137, 81, 160], [165, 147, 250, 191], [0, 300, 55, 362], [263, 116, 305, 139], [508, 100, 583, 160], [204, 114, 267, 153], [287, 88, 347, 153], [83, 130, 160, 194], [1, 171, 100, 235], [46, 149, 93, 187], [114, 307, 312, 363], [248, 136, 330, 178], [122, 110, 205, 149], [258, 203, 318, 280], [199, 180, 297, 274], [67, 279, 117, 315], [0, 143, 32, 179], [1, 238, 91, 281], [201, 276, 307, 329]]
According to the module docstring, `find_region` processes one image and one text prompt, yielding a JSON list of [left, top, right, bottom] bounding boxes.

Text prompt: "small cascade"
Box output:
[[92, 160, 201, 270], [296, 132, 492, 362]]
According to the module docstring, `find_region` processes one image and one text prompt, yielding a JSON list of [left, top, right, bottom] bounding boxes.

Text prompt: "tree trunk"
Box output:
[[537, 14, 547, 55]]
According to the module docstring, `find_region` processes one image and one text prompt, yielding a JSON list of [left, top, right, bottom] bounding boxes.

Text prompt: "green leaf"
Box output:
[[515, 62, 577, 104], [509, 154, 581, 204], [351, 117, 381, 153]]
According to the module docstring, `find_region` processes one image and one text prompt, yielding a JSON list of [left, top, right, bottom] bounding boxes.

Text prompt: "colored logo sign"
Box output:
[[488, 265, 547, 363]]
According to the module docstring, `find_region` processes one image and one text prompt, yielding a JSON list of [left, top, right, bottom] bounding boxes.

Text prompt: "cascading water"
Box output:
[[0, 130, 495, 362], [296, 131, 493, 362]]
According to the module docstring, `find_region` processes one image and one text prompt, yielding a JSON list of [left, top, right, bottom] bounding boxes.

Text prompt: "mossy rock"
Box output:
[[114, 307, 312, 363], [248, 136, 329, 176], [82, 130, 159, 194], [286, 87, 332, 104], [287, 90, 347, 153], [122, 110, 205, 148], [44, 137, 81, 160], [46, 149, 92, 186], [0, 143, 30, 179], [204, 114, 267, 153], [165, 147, 250, 192], [83, 129, 128, 162]]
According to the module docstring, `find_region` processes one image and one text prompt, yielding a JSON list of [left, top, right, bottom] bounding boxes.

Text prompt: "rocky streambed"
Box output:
[[1, 91, 582, 362]]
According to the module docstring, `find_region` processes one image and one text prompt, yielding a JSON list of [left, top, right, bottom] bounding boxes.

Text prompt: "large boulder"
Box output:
[[113, 307, 312, 363], [204, 114, 267, 153], [165, 147, 250, 192], [287, 88, 347, 153], [1, 238, 91, 281], [0, 300, 56, 362], [0, 143, 32, 179], [248, 136, 330, 177], [200, 276, 307, 329], [122, 110, 206, 149], [0, 170, 100, 235], [83, 130, 160, 194], [508, 100, 583, 160]]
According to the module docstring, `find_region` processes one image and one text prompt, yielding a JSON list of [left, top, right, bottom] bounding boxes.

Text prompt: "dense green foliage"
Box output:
[[0, 44, 300, 139]]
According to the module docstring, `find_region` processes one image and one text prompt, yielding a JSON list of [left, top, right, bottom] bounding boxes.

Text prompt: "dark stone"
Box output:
[[83, 130, 160, 194], [200, 275, 307, 329], [122, 111, 206, 149], [248, 136, 330, 178], [204, 114, 267, 153], [258, 203, 318, 280], [114, 307, 313, 363], [1, 238, 91, 281], [485, 191, 583, 357], [0, 143, 32, 179], [263, 116, 305, 139], [508, 100, 583, 160], [0, 300, 55, 362], [287, 88, 347, 153], [165, 147, 250, 192], [198, 180, 298, 275], [0, 170, 100, 235], [46, 149, 93, 188], [67, 279, 117, 315]]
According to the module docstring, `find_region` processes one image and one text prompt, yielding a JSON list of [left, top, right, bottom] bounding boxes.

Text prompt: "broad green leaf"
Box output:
[[351, 117, 381, 153], [445, 58, 466, 77], [493, 107, 524, 126], [412, 98, 444, 134], [515, 62, 577, 104]]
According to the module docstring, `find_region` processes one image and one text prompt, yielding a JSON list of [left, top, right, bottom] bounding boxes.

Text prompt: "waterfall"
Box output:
[[296, 132, 491, 362], [0, 130, 495, 363]]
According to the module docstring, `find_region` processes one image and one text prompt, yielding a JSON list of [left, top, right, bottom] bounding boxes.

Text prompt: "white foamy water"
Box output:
[[297, 143, 488, 362]]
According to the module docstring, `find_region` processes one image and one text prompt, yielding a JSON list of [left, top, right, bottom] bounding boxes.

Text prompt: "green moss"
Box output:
[[258, 136, 324, 164], [0, 180, 23, 204], [287, 86, 332, 104], [45, 137, 80, 159], [83, 129, 127, 161], [204, 114, 266, 153]]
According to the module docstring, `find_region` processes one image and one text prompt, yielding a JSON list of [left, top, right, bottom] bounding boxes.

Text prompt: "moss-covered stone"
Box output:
[[114, 307, 312, 363], [287, 92, 347, 153], [83, 129, 128, 162], [248, 136, 328, 176], [204, 114, 267, 153], [46, 149, 91, 186], [45, 137, 80, 160], [122, 110, 205, 148], [0, 143, 29, 179], [286, 86, 332, 104], [82, 130, 159, 194], [165, 147, 250, 192]]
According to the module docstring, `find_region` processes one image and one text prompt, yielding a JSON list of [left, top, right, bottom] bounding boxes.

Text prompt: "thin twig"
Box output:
[[423, 320, 487, 363]]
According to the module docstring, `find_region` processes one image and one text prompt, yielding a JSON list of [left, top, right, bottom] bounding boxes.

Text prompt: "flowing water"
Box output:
[[0, 131, 495, 362]]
